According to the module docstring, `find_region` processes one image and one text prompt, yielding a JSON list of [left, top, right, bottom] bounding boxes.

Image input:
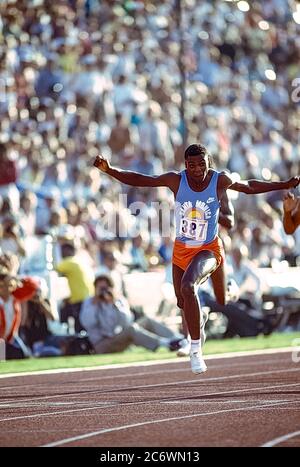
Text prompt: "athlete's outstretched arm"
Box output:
[[222, 173, 300, 195], [93, 155, 180, 193]]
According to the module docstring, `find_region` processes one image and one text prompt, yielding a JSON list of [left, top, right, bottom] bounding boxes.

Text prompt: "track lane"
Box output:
[[0, 350, 299, 447]]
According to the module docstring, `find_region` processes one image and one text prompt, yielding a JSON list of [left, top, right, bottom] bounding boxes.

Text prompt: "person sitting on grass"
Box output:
[[0, 254, 39, 359], [79, 274, 186, 354]]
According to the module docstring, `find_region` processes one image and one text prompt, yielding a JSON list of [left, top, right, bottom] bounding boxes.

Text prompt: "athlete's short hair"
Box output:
[[184, 144, 207, 159], [184, 144, 214, 167]]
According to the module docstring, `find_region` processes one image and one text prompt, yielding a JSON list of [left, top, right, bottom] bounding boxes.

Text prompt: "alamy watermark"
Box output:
[[98, 194, 216, 242], [291, 78, 300, 103], [98, 194, 176, 239]]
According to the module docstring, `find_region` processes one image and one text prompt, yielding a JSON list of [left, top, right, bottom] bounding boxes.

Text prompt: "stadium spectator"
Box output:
[[0, 254, 39, 359], [19, 190, 37, 237], [0, 214, 25, 257], [55, 243, 94, 332], [96, 250, 127, 299], [130, 234, 149, 272], [19, 279, 63, 357], [0, 143, 19, 213], [227, 245, 263, 309], [0, 0, 299, 341], [80, 274, 185, 354], [107, 113, 132, 157]]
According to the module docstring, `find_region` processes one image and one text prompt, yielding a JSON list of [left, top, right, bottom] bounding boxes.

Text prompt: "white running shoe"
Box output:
[[190, 351, 207, 375]]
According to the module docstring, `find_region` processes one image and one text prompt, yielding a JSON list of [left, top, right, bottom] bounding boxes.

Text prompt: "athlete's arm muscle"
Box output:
[[219, 172, 300, 195], [94, 155, 180, 193]]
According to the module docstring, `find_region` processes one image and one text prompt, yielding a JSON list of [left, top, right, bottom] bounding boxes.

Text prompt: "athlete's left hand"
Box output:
[[283, 192, 298, 212], [287, 176, 300, 189]]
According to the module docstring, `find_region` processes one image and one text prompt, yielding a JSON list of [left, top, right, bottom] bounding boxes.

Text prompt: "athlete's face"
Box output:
[[185, 155, 209, 182]]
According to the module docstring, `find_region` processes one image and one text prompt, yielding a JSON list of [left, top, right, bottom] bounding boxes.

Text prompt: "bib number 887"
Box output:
[[180, 218, 208, 241]]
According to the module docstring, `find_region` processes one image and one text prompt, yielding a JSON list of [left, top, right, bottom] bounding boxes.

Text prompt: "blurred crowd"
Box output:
[[1, 0, 299, 263], [0, 0, 300, 357]]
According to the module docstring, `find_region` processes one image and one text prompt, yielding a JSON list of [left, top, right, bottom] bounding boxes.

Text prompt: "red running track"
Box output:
[[0, 350, 300, 447]]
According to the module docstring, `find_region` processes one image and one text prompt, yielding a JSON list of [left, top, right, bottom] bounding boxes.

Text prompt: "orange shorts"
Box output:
[[172, 236, 225, 271]]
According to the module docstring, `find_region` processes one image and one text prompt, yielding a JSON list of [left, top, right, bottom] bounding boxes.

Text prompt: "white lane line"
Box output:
[[0, 347, 294, 379], [0, 401, 116, 408], [0, 403, 119, 423], [261, 430, 300, 447], [1, 366, 299, 407], [1, 379, 300, 423], [41, 399, 300, 447], [162, 399, 289, 405], [0, 366, 299, 407], [0, 357, 292, 392]]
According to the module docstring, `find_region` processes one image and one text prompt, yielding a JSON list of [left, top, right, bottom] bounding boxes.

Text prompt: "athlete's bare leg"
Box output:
[[180, 251, 218, 340], [173, 253, 219, 373], [210, 261, 226, 305], [180, 310, 189, 338], [172, 264, 189, 354], [172, 263, 185, 311]]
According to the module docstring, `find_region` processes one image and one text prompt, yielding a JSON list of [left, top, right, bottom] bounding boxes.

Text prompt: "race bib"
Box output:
[[180, 218, 208, 242]]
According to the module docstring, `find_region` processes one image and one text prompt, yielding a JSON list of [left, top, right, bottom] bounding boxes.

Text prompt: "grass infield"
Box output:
[[0, 331, 299, 375]]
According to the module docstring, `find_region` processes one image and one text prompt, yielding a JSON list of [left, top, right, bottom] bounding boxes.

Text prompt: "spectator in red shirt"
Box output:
[[0, 255, 39, 359], [0, 143, 19, 213], [0, 144, 17, 187]]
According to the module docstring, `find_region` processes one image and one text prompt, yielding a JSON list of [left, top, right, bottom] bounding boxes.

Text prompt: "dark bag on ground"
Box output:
[[63, 335, 94, 356]]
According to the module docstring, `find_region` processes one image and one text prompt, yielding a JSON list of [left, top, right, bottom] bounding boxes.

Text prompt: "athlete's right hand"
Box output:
[[287, 175, 300, 189], [93, 155, 110, 173], [283, 192, 298, 212]]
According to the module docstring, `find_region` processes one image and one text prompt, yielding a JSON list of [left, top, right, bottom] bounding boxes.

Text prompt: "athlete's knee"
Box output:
[[180, 280, 196, 299]]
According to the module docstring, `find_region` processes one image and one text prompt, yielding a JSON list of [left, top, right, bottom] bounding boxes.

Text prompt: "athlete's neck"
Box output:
[[186, 169, 211, 191]]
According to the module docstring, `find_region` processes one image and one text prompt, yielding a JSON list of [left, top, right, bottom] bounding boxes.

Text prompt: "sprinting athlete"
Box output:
[[93, 144, 299, 374]]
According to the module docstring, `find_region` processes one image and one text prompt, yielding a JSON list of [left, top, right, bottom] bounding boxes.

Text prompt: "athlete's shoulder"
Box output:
[[156, 171, 181, 193], [217, 170, 234, 187], [159, 171, 181, 181]]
